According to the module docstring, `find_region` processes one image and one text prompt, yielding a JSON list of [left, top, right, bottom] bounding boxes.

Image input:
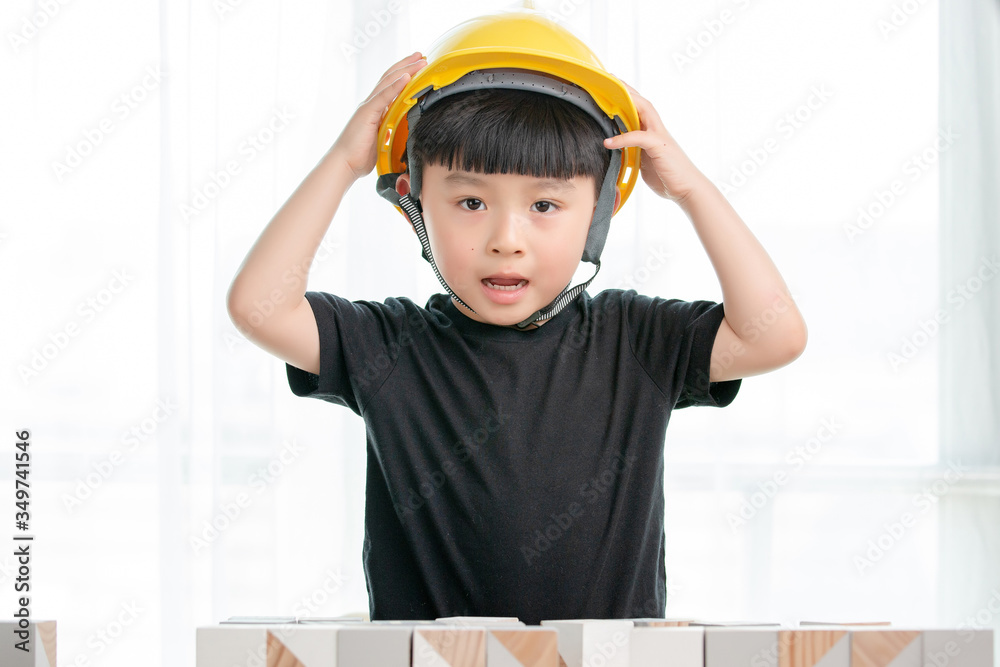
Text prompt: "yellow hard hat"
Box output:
[[375, 8, 640, 214]]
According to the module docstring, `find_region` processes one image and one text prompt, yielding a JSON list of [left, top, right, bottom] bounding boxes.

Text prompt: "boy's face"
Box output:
[[398, 163, 607, 328]]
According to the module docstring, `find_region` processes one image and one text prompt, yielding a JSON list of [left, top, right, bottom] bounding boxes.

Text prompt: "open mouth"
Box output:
[[482, 278, 528, 291]]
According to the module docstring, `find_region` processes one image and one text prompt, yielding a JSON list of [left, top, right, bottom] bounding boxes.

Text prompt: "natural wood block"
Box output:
[[850, 629, 921, 667], [922, 629, 994, 667], [630, 626, 704, 667], [778, 629, 849, 667], [487, 627, 559, 667], [705, 627, 780, 667], [539, 620, 632, 667], [413, 625, 486, 667]]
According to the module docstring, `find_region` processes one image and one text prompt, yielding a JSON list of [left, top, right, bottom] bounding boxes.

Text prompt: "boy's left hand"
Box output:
[[603, 80, 705, 206]]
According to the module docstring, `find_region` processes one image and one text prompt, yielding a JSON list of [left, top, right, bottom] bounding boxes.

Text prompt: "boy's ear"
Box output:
[[395, 173, 417, 236], [395, 172, 411, 197]]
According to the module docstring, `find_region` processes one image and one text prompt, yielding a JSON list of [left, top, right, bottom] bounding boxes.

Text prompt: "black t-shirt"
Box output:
[[286, 289, 740, 625]]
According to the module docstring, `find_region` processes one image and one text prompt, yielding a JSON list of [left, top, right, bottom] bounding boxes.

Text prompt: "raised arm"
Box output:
[[604, 80, 807, 383], [226, 52, 427, 374]]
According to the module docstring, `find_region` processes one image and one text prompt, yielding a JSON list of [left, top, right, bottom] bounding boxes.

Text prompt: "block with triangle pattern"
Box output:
[[197, 624, 297, 667], [777, 628, 850, 667], [0, 620, 57, 667], [539, 620, 632, 667], [486, 627, 559, 667], [265, 626, 336, 666], [850, 628, 921, 667], [413, 625, 486, 667]]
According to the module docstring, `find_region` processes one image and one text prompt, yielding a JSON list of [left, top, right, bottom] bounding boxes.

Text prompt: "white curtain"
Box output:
[[2, 0, 998, 664], [938, 0, 1000, 639]]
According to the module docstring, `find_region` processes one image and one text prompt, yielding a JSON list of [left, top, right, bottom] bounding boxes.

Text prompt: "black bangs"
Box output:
[[408, 88, 612, 199]]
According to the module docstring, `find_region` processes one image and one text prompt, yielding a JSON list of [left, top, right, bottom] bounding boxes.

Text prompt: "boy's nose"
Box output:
[[487, 211, 526, 256]]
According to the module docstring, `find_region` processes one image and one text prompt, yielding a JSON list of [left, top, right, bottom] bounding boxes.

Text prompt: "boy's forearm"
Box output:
[[678, 173, 806, 345], [227, 146, 357, 321]]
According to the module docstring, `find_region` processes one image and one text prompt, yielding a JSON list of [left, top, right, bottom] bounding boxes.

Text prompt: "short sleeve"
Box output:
[[621, 290, 741, 409], [285, 291, 410, 415]]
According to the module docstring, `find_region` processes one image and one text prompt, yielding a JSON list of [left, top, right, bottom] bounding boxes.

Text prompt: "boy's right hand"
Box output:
[[331, 51, 428, 182]]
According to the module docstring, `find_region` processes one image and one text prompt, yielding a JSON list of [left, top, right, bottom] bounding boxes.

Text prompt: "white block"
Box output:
[[705, 626, 779, 667], [539, 620, 632, 667], [338, 625, 412, 666], [0, 621, 56, 667], [922, 629, 993, 667], [630, 626, 703, 667]]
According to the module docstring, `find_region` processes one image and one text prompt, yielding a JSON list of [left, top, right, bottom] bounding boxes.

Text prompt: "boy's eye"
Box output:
[[459, 198, 484, 211], [532, 201, 557, 213]]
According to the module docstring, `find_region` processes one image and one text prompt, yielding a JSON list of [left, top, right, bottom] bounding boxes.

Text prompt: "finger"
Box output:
[[604, 130, 668, 155], [382, 51, 424, 79], [378, 53, 426, 88], [364, 58, 425, 106], [365, 70, 413, 109], [371, 57, 426, 98]]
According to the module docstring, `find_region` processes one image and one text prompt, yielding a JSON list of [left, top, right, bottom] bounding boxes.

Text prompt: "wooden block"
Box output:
[[705, 626, 780, 667], [630, 626, 704, 667], [413, 625, 486, 667], [337, 625, 412, 667], [264, 626, 340, 667], [487, 627, 559, 667], [197, 626, 283, 667], [0, 620, 57, 667], [778, 628, 850, 667], [539, 620, 632, 667], [850, 629, 921, 667], [197, 624, 347, 667], [922, 629, 994, 667]]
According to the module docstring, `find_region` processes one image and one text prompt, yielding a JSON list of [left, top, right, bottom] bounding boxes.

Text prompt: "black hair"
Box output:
[[405, 88, 612, 201]]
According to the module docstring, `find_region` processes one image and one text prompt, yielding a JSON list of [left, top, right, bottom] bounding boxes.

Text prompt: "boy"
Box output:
[[226, 11, 806, 625]]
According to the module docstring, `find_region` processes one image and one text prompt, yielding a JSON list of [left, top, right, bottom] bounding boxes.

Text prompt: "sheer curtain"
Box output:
[[2, 0, 998, 665], [938, 0, 1000, 636]]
